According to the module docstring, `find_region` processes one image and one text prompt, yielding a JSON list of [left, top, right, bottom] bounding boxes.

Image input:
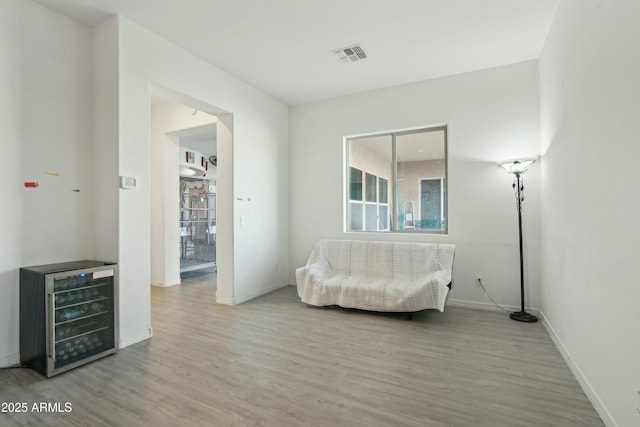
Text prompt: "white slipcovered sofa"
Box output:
[[296, 239, 456, 313]]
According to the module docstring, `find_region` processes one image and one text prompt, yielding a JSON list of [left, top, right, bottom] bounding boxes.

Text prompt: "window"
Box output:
[[348, 167, 390, 231], [348, 167, 364, 230], [345, 126, 447, 233]]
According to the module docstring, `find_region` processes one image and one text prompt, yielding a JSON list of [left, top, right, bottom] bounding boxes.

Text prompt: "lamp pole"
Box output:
[[509, 171, 537, 322]]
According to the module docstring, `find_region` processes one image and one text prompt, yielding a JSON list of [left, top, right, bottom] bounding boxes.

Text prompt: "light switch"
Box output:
[[120, 176, 136, 189]]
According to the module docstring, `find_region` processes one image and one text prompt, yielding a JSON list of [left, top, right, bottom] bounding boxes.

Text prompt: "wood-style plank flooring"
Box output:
[[1, 271, 604, 426]]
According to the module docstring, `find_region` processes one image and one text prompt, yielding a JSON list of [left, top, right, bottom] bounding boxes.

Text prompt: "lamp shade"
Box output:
[[498, 158, 536, 175]]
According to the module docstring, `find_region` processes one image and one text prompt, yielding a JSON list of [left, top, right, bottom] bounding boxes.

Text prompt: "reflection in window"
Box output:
[[365, 173, 376, 202], [349, 167, 362, 201], [350, 202, 363, 231], [345, 127, 447, 233], [379, 178, 388, 204]]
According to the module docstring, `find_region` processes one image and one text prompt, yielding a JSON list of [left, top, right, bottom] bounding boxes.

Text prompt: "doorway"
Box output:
[[148, 86, 234, 307], [419, 178, 444, 230], [178, 125, 218, 276]]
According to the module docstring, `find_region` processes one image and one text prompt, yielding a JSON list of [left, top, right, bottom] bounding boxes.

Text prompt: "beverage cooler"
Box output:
[[20, 261, 118, 377]]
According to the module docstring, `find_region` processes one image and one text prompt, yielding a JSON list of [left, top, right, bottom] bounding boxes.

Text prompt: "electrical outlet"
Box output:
[[475, 276, 482, 286]]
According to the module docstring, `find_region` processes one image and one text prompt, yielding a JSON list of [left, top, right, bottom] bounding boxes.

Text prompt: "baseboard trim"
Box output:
[[151, 280, 181, 287], [216, 294, 234, 305], [216, 282, 288, 306], [0, 352, 20, 368], [447, 298, 539, 315], [235, 282, 288, 305], [539, 310, 617, 427], [118, 328, 152, 350]]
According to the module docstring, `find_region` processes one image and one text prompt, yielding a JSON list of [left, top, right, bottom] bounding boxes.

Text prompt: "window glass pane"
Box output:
[[419, 179, 442, 230], [395, 129, 447, 233], [379, 178, 388, 203], [379, 205, 389, 230], [349, 167, 362, 201], [365, 204, 377, 231], [365, 173, 377, 202], [346, 127, 445, 234], [350, 202, 363, 231]]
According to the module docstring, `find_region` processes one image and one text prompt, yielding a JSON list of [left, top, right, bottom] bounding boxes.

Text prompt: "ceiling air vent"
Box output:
[[332, 44, 368, 63]]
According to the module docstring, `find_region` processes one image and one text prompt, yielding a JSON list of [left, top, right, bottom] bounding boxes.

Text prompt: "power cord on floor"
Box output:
[[476, 277, 510, 312]]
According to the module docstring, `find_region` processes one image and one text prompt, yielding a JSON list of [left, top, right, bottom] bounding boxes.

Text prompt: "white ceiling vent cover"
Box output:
[[332, 44, 368, 63]]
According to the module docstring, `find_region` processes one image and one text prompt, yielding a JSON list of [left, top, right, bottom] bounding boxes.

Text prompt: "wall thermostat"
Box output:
[[120, 176, 137, 189]]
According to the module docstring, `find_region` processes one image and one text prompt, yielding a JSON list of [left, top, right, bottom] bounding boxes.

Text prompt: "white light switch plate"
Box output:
[[120, 176, 137, 189]]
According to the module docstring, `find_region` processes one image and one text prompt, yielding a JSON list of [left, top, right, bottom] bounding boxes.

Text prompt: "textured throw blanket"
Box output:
[[296, 240, 456, 312]]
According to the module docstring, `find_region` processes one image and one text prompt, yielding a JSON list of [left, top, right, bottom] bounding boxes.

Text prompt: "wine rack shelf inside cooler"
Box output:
[[20, 261, 118, 377], [51, 275, 114, 370]]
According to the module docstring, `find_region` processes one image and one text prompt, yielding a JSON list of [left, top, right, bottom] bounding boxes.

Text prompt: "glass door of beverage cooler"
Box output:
[[45, 266, 118, 375]]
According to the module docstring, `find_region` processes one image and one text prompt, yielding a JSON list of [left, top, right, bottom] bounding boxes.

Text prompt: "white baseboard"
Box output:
[[0, 352, 20, 367], [216, 282, 288, 306], [447, 298, 539, 315], [151, 280, 181, 287], [216, 294, 233, 305], [539, 311, 617, 427], [118, 327, 152, 349]]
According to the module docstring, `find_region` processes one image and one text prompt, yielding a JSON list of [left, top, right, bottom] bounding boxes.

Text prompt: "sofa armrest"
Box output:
[[295, 266, 309, 296], [295, 259, 332, 297]]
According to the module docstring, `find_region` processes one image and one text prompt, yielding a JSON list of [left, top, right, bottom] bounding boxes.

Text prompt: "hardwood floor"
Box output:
[[1, 272, 604, 426]]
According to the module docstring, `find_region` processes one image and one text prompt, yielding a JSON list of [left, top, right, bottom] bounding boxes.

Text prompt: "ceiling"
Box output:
[[180, 129, 217, 158], [150, 95, 218, 155], [35, 0, 559, 106]]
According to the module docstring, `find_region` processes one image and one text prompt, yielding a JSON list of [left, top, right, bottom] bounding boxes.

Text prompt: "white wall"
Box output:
[[0, 0, 23, 366], [21, 0, 95, 266], [97, 16, 289, 347], [289, 61, 541, 310], [92, 16, 118, 265], [150, 101, 216, 287], [539, 1, 640, 426], [0, 5, 288, 363], [0, 0, 95, 366]]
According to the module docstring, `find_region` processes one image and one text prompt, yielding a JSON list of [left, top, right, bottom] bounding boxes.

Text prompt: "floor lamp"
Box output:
[[499, 159, 538, 323]]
